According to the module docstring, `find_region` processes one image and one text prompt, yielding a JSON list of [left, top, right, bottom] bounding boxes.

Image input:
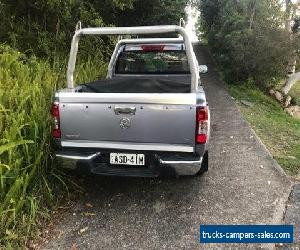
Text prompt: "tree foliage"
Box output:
[[0, 0, 187, 58], [113, 0, 187, 26], [198, 0, 295, 86]]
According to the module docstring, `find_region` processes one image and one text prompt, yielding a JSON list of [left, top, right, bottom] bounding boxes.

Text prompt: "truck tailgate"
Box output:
[[58, 93, 198, 152]]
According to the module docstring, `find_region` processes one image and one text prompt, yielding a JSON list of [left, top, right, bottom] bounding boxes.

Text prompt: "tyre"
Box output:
[[195, 151, 208, 176]]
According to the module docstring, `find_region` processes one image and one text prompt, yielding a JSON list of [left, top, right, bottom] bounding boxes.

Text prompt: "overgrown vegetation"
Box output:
[[0, 46, 57, 247], [0, 0, 186, 59], [0, 0, 133, 58], [229, 82, 300, 175], [196, 0, 300, 174], [197, 0, 299, 87], [0, 0, 188, 247], [0, 45, 106, 248]]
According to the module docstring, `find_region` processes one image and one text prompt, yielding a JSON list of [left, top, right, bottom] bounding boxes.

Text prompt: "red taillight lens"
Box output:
[[196, 134, 207, 144], [51, 103, 59, 117], [196, 106, 209, 144], [51, 103, 61, 139], [141, 45, 165, 52], [197, 108, 208, 121], [52, 129, 61, 138]]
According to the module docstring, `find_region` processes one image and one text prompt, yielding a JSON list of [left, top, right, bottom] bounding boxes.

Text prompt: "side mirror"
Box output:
[[199, 65, 208, 74]]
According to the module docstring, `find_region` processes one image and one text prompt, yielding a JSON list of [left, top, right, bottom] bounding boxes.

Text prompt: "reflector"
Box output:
[[196, 134, 207, 144]]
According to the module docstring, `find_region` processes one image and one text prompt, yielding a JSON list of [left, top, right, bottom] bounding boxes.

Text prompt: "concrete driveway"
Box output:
[[43, 45, 292, 250]]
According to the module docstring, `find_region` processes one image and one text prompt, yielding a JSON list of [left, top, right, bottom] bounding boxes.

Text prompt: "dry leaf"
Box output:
[[85, 203, 93, 208], [70, 243, 78, 250], [79, 227, 89, 234], [84, 212, 96, 217]]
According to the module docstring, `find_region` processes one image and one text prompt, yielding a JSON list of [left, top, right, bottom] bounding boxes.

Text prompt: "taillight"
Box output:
[[141, 45, 165, 52], [196, 106, 209, 144], [51, 103, 61, 139]]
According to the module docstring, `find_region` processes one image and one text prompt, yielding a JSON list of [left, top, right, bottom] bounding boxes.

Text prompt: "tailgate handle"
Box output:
[[114, 107, 136, 115]]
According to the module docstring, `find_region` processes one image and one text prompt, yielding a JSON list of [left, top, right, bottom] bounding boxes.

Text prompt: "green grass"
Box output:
[[0, 46, 58, 248], [229, 83, 300, 175], [289, 80, 300, 105], [0, 45, 106, 248]]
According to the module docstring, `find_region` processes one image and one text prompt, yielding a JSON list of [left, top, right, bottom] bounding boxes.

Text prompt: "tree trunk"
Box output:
[[249, 0, 256, 30], [282, 71, 300, 95], [285, 0, 292, 33], [285, 0, 297, 74]]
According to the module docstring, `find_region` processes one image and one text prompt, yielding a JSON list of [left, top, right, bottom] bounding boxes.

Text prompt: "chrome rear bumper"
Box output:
[[55, 151, 202, 177], [159, 158, 202, 176]]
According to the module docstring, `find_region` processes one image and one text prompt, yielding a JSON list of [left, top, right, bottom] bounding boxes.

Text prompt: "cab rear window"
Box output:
[[115, 50, 190, 75]]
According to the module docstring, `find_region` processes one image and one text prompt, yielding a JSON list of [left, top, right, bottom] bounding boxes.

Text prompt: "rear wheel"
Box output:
[[195, 151, 208, 176]]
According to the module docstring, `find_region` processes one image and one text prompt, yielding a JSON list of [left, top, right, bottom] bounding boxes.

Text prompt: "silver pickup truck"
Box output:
[[52, 25, 210, 177]]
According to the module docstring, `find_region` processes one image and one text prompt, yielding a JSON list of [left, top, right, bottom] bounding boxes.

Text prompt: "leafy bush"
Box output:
[[198, 0, 294, 87], [0, 0, 187, 59], [0, 0, 133, 59]]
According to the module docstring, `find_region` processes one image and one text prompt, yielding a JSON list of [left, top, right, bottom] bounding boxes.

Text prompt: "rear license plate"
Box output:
[[110, 153, 145, 166]]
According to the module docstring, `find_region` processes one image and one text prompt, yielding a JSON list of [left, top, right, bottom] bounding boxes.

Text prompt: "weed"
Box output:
[[0, 45, 106, 248]]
